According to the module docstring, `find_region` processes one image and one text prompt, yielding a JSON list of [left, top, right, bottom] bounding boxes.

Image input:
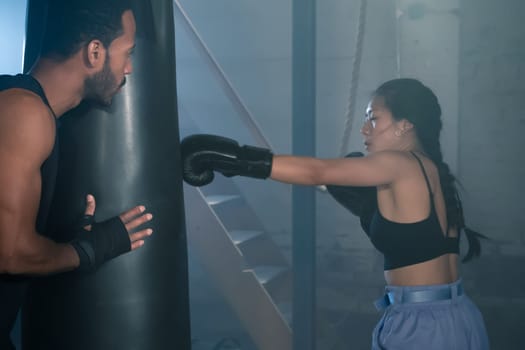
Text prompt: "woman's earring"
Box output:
[[395, 129, 402, 137]]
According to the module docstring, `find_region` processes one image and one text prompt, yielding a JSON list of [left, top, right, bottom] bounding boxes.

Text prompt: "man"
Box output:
[[0, 1, 153, 348]]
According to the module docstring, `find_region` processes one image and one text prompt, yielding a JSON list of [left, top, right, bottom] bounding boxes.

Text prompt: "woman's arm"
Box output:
[[271, 151, 404, 187], [181, 133, 406, 188]]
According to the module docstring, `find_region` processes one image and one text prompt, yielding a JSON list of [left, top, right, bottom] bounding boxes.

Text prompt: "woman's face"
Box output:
[[360, 96, 404, 153]]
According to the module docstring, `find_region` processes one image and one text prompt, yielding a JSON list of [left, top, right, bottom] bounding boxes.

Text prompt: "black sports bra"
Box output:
[[366, 152, 459, 270]]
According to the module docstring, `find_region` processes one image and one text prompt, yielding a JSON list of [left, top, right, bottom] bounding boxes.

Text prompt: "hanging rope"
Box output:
[[395, 7, 403, 78], [317, 0, 368, 193], [338, 0, 368, 157]]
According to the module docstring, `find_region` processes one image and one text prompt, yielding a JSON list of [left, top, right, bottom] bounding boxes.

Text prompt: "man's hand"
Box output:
[[71, 194, 153, 271], [117, 199, 153, 251]]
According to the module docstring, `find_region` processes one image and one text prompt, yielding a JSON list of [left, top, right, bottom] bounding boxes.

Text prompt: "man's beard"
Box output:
[[84, 56, 125, 106]]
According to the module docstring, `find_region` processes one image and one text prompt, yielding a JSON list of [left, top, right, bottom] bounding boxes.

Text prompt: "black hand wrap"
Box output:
[[76, 214, 95, 228], [70, 216, 131, 272], [325, 152, 377, 234], [181, 134, 273, 187]]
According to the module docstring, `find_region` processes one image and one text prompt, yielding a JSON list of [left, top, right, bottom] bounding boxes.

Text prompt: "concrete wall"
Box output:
[[458, 0, 525, 348], [0, 0, 27, 74]]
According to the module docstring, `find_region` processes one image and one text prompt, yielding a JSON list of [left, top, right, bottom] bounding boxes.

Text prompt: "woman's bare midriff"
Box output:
[[384, 254, 459, 286]]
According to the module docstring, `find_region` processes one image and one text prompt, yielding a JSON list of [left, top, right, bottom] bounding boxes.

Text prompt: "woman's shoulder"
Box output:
[[367, 150, 430, 181], [366, 150, 416, 164]]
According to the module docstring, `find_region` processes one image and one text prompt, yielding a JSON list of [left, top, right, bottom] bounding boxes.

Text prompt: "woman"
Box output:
[[181, 78, 490, 349]]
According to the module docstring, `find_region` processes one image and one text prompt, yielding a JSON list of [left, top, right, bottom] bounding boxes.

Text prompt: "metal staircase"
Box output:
[[179, 106, 292, 349], [183, 177, 292, 350], [174, 1, 294, 347]]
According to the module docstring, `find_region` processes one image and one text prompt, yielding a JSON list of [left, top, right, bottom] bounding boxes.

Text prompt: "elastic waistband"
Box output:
[[374, 280, 464, 311]]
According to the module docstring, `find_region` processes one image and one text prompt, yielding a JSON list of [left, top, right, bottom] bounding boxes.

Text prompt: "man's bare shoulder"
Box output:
[[0, 88, 54, 123], [0, 89, 56, 161]]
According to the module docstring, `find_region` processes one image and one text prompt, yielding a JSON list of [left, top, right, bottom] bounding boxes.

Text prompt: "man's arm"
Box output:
[[0, 91, 153, 275], [0, 90, 80, 275]]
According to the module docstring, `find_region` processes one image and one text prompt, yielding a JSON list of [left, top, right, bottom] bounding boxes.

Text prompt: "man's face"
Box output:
[[84, 10, 136, 106], [84, 53, 121, 106]]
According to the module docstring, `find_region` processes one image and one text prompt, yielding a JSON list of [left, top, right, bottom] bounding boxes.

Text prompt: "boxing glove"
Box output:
[[181, 134, 273, 187]]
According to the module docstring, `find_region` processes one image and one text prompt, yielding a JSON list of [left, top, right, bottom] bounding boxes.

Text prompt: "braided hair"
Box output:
[[374, 78, 486, 262]]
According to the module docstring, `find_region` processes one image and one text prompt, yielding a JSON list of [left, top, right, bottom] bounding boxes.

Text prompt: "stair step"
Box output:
[[277, 301, 293, 326], [205, 195, 240, 205], [247, 266, 287, 284], [229, 230, 264, 245]]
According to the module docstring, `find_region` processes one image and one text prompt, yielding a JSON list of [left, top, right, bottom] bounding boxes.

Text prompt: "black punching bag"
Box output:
[[22, 1, 191, 349]]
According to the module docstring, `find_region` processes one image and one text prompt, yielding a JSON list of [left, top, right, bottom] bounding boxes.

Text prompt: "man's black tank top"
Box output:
[[0, 74, 59, 349]]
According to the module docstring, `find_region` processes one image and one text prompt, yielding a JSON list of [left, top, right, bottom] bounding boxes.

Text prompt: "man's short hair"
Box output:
[[40, 0, 133, 59]]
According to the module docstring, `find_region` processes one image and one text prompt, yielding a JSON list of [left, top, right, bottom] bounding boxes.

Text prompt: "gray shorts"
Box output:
[[372, 279, 489, 350]]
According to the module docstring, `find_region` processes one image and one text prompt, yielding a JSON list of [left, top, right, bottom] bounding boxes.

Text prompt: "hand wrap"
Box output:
[[70, 216, 131, 272]]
